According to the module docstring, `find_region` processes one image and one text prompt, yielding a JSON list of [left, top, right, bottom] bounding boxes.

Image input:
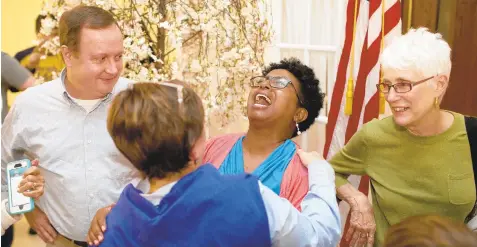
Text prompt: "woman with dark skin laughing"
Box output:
[[203, 58, 325, 210]]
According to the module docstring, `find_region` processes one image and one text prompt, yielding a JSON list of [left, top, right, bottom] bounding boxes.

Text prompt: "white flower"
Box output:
[[137, 67, 149, 81], [64, 0, 81, 7], [190, 59, 202, 73], [224, 38, 233, 48], [41, 17, 56, 36], [159, 21, 172, 30], [215, 0, 231, 10], [221, 48, 240, 61], [239, 47, 252, 54]]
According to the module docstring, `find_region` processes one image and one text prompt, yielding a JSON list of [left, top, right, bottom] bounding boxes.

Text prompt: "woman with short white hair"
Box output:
[[329, 27, 477, 247]]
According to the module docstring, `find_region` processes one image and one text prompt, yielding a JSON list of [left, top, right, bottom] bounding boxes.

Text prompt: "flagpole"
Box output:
[[379, 0, 386, 114], [407, 0, 413, 31], [345, 0, 359, 116]]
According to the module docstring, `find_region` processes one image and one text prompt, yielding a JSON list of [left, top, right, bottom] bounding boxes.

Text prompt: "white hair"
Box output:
[[380, 27, 452, 78]]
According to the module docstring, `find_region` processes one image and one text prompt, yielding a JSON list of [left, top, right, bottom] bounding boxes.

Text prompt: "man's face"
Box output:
[[67, 24, 124, 98]]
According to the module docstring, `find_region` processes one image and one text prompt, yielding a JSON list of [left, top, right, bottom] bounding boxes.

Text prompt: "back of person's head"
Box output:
[[380, 27, 452, 78], [59, 5, 119, 51], [107, 81, 205, 179], [383, 215, 477, 247]]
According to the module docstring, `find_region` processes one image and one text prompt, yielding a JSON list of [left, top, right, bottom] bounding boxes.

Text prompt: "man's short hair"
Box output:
[[59, 5, 119, 52]]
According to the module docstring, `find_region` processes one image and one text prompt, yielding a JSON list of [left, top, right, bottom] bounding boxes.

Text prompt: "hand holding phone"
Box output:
[[7, 159, 39, 214], [17, 160, 44, 200]]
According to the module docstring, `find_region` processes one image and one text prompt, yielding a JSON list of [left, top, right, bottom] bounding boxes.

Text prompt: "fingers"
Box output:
[[356, 232, 368, 247], [367, 233, 375, 247], [18, 177, 44, 194], [37, 228, 52, 243], [366, 223, 376, 247], [23, 166, 41, 178], [345, 224, 356, 241], [88, 220, 104, 246], [88, 205, 114, 246], [22, 186, 44, 199], [99, 209, 109, 232], [349, 231, 362, 246], [297, 149, 324, 161], [17, 181, 33, 193], [346, 210, 359, 241], [44, 224, 58, 243], [31, 159, 40, 167], [37, 226, 55, 244]]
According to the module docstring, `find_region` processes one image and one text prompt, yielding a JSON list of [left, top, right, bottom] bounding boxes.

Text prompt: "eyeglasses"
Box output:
[[250, 76, 304, 105], [376, 76, 434, 93]]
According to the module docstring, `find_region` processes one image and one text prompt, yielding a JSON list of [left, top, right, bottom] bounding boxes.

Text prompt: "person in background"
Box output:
[[329, 27, 476, 247], [14, 14, 64, 82], [383, 215, 477, 247], [203, 58, 324, 210], [1, 52, 36, 123], [87, 82, 340, 247], [1, 160, 45, 235], [1, 5, 139, 247]]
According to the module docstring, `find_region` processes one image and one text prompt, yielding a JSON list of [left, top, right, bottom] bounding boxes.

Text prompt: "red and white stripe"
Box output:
[[323, 0, 401, 246]]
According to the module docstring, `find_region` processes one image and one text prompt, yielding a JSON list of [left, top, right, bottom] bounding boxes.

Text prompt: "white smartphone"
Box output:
[[7, 159, 34, 215]]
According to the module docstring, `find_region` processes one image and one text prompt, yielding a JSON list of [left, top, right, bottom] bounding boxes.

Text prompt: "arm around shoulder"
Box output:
[[261, 160, 341, 247]]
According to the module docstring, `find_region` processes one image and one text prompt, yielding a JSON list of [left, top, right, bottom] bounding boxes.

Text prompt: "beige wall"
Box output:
[[2, 0, 43, 105], [2, 0, 42, 55]]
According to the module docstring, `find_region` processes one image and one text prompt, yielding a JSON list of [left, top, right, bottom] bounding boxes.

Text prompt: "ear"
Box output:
[[189, 131, 206, 164], [60, 45, 74, 67], [294, 107, 308, 124], [434, 74, 449, 96]]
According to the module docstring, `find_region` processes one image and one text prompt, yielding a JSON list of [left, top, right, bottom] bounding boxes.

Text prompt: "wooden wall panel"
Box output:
[[441, 0, 477, 116]]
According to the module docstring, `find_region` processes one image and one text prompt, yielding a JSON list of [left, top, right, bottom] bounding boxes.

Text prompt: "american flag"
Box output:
[[323, 0, 402, 246]]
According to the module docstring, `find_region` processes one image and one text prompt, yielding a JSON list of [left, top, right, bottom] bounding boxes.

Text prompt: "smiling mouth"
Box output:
[[254, 93, 271, 106], [393, 107, 409, 112]]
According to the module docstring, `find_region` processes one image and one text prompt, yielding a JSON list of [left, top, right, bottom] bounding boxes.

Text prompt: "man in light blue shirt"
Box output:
[[1, 5, 139, 247]]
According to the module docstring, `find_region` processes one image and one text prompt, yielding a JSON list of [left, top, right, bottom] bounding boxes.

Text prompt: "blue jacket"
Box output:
[[97, 164, 271, 247]]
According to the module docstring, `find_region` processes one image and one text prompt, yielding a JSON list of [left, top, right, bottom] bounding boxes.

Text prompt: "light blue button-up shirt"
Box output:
[[1, 70, 140, 241]]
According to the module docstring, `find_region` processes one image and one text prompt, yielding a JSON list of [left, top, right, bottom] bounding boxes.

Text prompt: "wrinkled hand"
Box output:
[[25, 206, 57, 243], [87, 203, 115, 246], [297, 149, 324, 167], [345, 194, 376, 247], [17, 159, 44, 200]]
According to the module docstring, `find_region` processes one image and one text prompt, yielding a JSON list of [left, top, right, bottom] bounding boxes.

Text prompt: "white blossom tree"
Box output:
[[39, 0, 273, 128]]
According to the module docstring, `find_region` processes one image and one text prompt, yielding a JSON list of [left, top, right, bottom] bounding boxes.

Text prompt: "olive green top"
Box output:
[[330, 112, 475, 246]]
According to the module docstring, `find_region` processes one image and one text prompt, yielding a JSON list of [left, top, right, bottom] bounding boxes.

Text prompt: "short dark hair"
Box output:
[[107, 81, 205, 179], [262, 58, 324, 137], [35, 15, 46, 34], [59, 5, 119, 52]]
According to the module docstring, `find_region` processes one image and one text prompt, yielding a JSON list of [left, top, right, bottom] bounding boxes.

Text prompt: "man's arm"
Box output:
[[263, 159, 341, 247], [1, 52, 36, 91], [1, 96, 58, 244], [1, 100, 28, 200]]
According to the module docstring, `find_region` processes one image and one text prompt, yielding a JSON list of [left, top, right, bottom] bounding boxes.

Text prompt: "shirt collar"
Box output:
[[60, 69, 114, 103]]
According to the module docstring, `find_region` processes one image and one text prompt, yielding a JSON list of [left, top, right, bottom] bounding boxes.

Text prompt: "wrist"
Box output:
[[337, 184, 367, 202]]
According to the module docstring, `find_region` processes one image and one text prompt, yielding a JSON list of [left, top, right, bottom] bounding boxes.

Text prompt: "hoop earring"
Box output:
[[434, 97, 439, 109], [296, 123, 301, 135]]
